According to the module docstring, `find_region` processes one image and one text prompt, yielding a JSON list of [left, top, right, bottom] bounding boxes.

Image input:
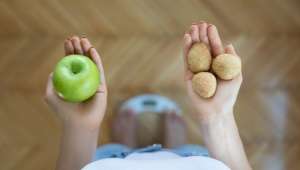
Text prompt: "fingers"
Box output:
[[89, 47, 106, 87], [45, 73, 60, 103], [190, 25, 200, 42], [189, 22, 209, 45], [183, 22, 210, 81], [64, 36, 97, 60], [183, 33, 194, 81], [89, 48, 103, 73], [207, 24, 224, 56], [183, 22, 243, 102], [64, 39, 74, 55], [225, 44, 237, 56], [80, 37, 93, 57], [64, 36, 86, 55], [71, 36, 83, 54], [183, 33, 192, 57], [216, 43, 242, 98], [79, 37, 104, 82], [198, 22, 209, 44], [185, 22, 226, 58], [224, 43, 242, 80], [64, 36, 107, 91]]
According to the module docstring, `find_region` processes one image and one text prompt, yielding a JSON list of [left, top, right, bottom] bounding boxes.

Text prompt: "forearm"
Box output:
[[56, 121, 100, 170], [199, 112, 252, 170]]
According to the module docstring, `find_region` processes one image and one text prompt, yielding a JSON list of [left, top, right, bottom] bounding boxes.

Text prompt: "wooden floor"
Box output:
[[0, 0, 300, 169]]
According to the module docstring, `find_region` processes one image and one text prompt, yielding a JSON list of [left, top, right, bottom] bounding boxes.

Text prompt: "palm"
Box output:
[[45, 36, 107, 128], [54, 93, 106, 125], [183, 22, 242, 117]]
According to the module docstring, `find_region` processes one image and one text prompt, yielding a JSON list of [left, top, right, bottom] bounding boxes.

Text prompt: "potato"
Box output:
[[212, 54, 241, 80], [192, 72, 217, 98], [187, 43, 212, 73]]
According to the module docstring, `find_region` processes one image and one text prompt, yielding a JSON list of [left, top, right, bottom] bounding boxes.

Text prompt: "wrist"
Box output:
[[62, 117, 101, 133], [197, 109, 234, 125], [58, 117, 100, 170]]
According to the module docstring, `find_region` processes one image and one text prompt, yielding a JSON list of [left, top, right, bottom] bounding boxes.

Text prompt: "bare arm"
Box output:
[[45, 36, 107, 170], [200, 112, 251, 170], [56, 122, 99, 170], [183, 22, 252, 170]]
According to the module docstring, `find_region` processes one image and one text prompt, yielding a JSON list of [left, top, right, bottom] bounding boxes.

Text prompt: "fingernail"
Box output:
[[71, 35, 79, 40], [88, 46, 94, 53], [199, 22, 206, 26], [191, 24, 198, 29], [207, 24, 214, 28]]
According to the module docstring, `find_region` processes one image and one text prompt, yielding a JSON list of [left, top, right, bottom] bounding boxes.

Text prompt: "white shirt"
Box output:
[[82, 151, 230, 170]]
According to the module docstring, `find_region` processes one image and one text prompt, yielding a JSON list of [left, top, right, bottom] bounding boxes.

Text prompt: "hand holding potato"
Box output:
[[183, 22, 242, 119]]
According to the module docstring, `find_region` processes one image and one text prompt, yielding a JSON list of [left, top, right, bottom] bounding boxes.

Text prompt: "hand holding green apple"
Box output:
[[45, 36, 107, 129], [53, 54, 100, 102]]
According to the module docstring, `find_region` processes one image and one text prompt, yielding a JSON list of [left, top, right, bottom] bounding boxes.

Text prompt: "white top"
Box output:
[[82, 151, 230, 170]]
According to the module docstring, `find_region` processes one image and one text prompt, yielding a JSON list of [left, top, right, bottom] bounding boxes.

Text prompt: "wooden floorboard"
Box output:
[[0, 0, 300, 170]]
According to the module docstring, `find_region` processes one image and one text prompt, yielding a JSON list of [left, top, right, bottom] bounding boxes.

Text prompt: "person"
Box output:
[[45, 22, 252, 170]]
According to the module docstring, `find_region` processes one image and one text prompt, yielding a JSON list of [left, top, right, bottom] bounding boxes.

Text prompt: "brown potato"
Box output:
[[192, 72, 217, 98], [187, 43, 212, 73], [212, 54, 241, 80]]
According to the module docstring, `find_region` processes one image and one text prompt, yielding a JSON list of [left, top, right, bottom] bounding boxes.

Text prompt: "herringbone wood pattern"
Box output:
[[0, 0, 300, 170]]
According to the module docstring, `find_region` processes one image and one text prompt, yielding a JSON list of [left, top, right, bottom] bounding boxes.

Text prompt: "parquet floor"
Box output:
[[0, 0, 300, 170]]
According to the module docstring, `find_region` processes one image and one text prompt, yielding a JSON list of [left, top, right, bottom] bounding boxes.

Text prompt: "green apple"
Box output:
[[52, 54, 100, 102]]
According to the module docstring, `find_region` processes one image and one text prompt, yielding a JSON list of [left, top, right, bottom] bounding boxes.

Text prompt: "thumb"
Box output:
[[224, 44, 237, 56], [44, 73, 61, 105]]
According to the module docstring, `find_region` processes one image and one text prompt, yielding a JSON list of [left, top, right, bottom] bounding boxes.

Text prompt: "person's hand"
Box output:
[[45, 36, 107, 130], [183, 22, 242, 121]]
